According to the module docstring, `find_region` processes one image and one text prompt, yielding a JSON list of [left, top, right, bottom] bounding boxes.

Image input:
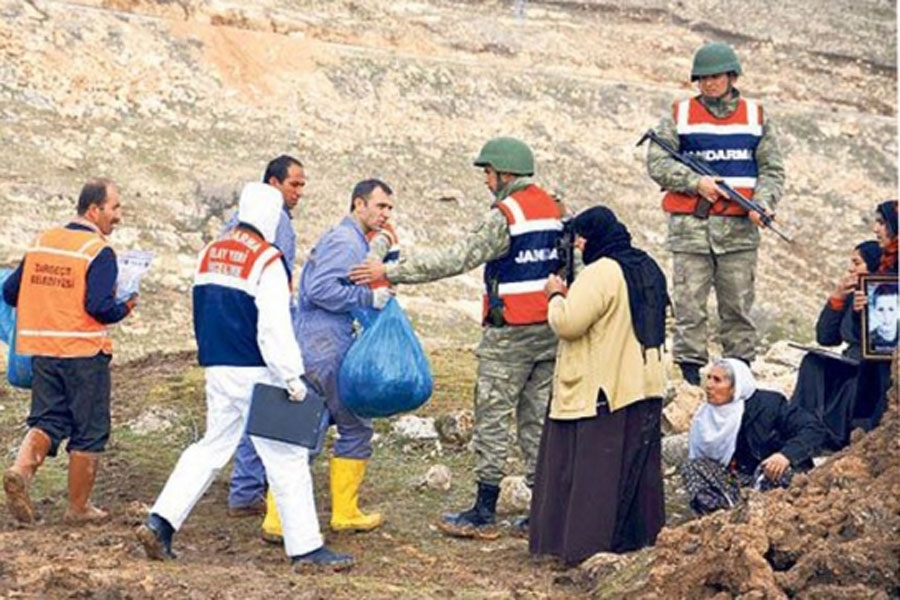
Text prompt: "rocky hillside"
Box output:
[[0, 0, 896, 361]]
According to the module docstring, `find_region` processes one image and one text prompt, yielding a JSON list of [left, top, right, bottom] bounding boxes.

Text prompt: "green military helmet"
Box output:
[[473, 137, 535, 176], [691, 42, 742, 81]]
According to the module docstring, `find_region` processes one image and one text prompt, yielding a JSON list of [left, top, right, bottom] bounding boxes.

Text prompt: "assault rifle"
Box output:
[[637, 129, 793, 244]]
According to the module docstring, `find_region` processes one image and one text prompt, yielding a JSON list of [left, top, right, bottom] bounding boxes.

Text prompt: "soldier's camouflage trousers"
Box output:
[[672, 249, 758, 366], [473, 357, 555, 487]]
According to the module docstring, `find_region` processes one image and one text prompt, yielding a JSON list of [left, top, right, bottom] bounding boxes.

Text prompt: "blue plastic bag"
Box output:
[[338, 298, 433, 418], [7, 324, 33, 389], [0, 268, 33, 389], [0, 268, 14, 341]]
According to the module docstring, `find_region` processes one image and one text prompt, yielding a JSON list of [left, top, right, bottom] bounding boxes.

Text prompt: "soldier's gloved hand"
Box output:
[[286, 377, 307, 402], [372, 287, 394, 310]]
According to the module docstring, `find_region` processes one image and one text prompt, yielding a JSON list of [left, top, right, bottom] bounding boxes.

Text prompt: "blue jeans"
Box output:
[[227, 334, 373, 508], [228, 430, 267, 509]]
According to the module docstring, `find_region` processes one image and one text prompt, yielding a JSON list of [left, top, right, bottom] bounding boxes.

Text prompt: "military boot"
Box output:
[[437, 481, 500, 539], [3, 428, 52, 524], [679, 362, 702, 386], [63, 451, 109, 525], [511, 515, 529, 538]]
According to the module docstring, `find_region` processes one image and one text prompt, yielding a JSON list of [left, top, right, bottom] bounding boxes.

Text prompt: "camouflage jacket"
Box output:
[[386, 177, 557, 362], [367, 229, 393, 263], [646, 88, 786, 255]]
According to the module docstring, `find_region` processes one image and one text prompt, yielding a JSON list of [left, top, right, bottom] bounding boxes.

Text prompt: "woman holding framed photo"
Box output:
[[790, 240, 880, 449], [853, 200, 896, 434], [791, 200, 897, 449]]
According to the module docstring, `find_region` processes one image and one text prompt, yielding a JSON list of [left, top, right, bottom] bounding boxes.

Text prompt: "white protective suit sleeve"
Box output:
[[255, 261, 305, 384]]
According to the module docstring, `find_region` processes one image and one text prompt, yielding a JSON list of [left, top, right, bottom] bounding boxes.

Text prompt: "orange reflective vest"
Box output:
[[16, 224, 113, 357], [483, 186, 563, 326], [661, 97, 764, 217]]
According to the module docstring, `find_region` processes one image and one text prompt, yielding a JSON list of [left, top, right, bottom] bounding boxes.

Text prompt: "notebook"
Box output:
[[246, 378, 326, 448], [787, 342, 860, 367]]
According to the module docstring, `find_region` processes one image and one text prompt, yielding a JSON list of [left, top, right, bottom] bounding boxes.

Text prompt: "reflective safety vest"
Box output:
[[16, 224, 113, 357], [193, 227, 286, 367], [367, 223, 399, 290], [483, 186, 563, 326], [662, 97, 764, 216]]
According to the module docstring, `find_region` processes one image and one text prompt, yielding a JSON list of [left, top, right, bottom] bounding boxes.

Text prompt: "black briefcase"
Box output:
[[246, 377, 326, 449]]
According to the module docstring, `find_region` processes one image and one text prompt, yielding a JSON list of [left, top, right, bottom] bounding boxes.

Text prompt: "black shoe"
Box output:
[[511, 515, 529, 538], [291, 546, 354, 572], [679, 362, 701, 386], [438, 481, 500, 539], [136, 513, 176, 561], [227, 498, 266, 518]]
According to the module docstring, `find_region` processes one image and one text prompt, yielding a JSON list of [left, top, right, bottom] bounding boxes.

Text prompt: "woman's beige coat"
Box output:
[[547, 257, 666, 420]]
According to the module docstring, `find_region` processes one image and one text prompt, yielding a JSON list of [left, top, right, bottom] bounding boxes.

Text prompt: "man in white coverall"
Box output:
[[136, 182, 353, 572]]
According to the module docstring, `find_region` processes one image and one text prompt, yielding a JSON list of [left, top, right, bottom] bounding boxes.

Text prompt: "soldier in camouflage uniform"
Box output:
[[349, 137, 562, 538], [646, 42, 785, 384]]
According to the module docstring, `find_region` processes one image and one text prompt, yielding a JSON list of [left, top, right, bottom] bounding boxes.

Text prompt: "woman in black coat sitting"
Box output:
[[790, 240, 881, 450], [681, 359, 828, 516]]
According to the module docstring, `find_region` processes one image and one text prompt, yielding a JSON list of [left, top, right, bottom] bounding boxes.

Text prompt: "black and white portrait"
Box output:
[[862, 276, 899, 359]]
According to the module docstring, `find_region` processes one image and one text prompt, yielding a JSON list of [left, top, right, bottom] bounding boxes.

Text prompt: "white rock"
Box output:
[[497, 475, 531, 514], [128, 408, 178, 435], [434, 409, 474, 446], [662, 432, 689, 471], [391, 415, 438, 439], [663, 382, 705, 434], [419, 464, 452, 491]]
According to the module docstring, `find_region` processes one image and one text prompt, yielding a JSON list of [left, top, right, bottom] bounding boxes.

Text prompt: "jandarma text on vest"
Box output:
[[685, 148, 753, 162], [514, 248, 559, 264]]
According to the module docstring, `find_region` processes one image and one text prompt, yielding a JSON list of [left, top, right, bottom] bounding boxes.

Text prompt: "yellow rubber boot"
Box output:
[[260, 489, 284, 545], [330, 457, 383, 532]]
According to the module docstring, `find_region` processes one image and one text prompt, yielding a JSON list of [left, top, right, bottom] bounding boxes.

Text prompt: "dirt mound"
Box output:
[[589, 359, 899, 599]]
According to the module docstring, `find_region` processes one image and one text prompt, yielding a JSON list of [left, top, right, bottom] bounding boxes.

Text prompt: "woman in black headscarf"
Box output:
[[851, 200, 899, 431], [529, 206, 668, 567], [790, 240, 881, 450], [873, 200, 897, 274]]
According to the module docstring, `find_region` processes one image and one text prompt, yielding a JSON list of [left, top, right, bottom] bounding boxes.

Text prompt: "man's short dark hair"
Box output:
[[874, 282, 898, 299], [349, 179, 393, 212], [262, 155, 303, 184], [76, 179, 113, 215]]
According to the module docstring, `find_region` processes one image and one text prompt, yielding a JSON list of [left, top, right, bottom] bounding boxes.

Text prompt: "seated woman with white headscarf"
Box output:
[[681, 358, 828, 516]]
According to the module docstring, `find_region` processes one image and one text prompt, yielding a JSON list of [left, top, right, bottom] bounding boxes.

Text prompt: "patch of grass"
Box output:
[[590, 549, 654, 599], [422, 348, 478, 415]]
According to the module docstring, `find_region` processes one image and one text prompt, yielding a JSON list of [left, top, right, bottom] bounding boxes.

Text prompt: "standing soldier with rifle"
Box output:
[[349, 137, 563, 538], [645, 41, 785, 385]]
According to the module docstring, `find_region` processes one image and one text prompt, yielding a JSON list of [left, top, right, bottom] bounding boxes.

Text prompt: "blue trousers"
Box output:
[[227, 331, 374, 509]]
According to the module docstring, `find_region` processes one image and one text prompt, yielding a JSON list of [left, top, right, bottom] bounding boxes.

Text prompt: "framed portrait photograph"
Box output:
[[861, 274, 899, 361]]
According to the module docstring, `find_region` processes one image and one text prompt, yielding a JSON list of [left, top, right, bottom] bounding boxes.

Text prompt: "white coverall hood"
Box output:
[[238, 182, 282, 243]]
